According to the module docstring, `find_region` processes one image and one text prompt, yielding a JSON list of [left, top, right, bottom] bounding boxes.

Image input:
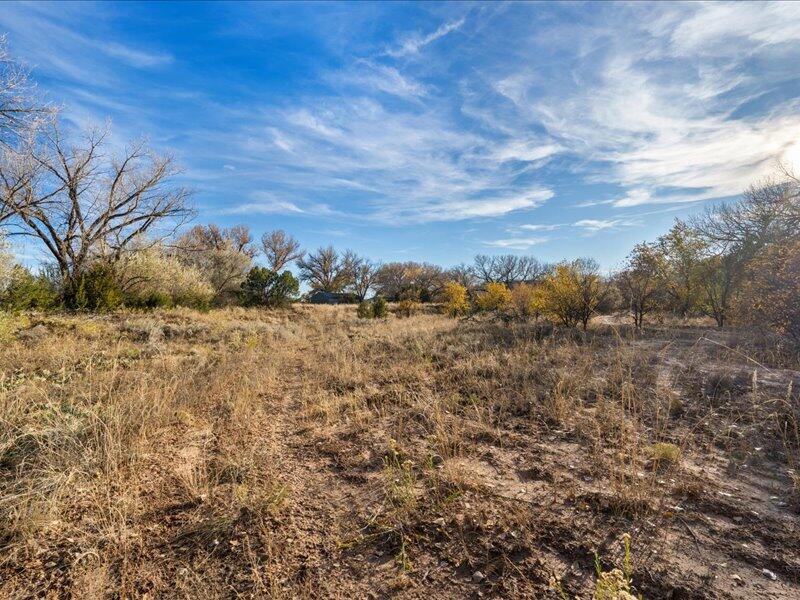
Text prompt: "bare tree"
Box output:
[[472, 254, 548, 287], [446, 263, 477, 290], [0, 36, 52, 145], [373, 261, 445, 301], [261, 229, 303, 272], [692, 173, 800, 260], [349, 257, 378, 301], [297, 246, 354, 292], [176, 224, 257, 302], [0, 123, 192, 292]]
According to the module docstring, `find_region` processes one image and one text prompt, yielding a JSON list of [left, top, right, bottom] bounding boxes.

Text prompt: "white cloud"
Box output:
[[517, 223, 562, 232], [483, 236, 549, 250], [224, 199, 306, 215], [669, 2, 800, 55], [522, 2, 800, 207], [386, 17, 466, 58], [573, 219, 620, 232], [331, 61, 427, 98]]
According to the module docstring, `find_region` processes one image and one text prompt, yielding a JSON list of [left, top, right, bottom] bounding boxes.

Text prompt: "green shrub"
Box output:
[[0, 266, 60, 311], [648, 442, 681, 469], [240, 267, 299, 307], [65, 263, 123, 311], [357, 300, 374, 319], [373, 296, 389, 319]]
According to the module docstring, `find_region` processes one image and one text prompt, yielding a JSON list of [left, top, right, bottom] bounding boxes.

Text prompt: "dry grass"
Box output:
[[0, 306, 798, 598]]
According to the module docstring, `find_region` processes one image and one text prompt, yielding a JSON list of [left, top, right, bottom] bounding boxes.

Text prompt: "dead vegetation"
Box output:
[[1, 306, 798, 598]]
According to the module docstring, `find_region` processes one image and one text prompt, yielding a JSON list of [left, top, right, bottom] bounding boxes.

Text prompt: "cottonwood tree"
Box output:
[[446, 263, 477, 291], [1, 37, 51, 145], [373, 261, 446, 301], [616, 243, 664, 328], [176, 224, 257, 303], [0, 124, 192, 296], [654, 221, 705, 317], [472, 254, 548, 287], [693, 173, 800, 262], [349, 258, 378, 301], [297, 246, 355, 292], [738, 237, 800, 344], [261, 229, 303, 272]]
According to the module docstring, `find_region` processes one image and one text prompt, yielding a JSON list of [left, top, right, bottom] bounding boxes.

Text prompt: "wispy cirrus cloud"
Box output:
[[6, 0, 800, 268], [385, 17, 466, 58], [483, 236, 549, 250]]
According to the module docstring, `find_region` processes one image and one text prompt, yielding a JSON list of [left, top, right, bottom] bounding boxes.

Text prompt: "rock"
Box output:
[[472, 571, 485, 583], [731, 574, 744, 586], [17, 324, 48, 343], [762, 568, 778, 581]]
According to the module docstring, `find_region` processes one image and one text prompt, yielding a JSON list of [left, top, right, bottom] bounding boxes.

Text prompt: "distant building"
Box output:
[[305, 290, 355, 304]]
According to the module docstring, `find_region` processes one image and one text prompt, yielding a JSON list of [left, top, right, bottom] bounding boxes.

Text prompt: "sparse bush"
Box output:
[[441, 281, 469, 317], [395, 289, 420, 318], [594, 533, 638, 600], [357, 300, 374, 319], [118, 244, 215, 309]]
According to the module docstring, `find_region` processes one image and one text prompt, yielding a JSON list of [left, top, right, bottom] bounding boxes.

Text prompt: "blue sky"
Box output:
[[3, 1, 800, 270]]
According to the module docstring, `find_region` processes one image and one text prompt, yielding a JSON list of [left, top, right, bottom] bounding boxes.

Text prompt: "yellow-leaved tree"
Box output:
[[476, 282, 511, 312], [441, 281, 470, 317], [509, 283, 546, 321], [540, 259, 608, 330]]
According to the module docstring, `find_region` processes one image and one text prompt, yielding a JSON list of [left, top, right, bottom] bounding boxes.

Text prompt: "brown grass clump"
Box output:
[[1, 306, 798, 598]]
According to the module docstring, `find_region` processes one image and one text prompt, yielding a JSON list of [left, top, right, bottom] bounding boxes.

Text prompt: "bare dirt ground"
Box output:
[[1, 306, 798, 598]]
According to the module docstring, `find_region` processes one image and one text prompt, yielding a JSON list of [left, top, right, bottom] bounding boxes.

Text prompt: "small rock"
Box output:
[[472, 571, 485, 583], [731, 574, 743, 586], [762, 568, 778, 581], [17, 324, 48, 343]]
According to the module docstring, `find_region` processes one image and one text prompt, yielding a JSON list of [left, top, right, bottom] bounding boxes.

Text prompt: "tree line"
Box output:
[[0, 38, 798, 343]]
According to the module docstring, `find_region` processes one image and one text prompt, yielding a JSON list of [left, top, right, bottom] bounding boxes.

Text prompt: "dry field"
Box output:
[[1, 306, 798, 599]]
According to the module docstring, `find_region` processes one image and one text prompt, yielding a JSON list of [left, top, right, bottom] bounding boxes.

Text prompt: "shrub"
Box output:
[[357, 300, 374, 319], [118, 245, 215, 309], [476, 282, 511, 312], [239, 267, 299, 308], [648, 442, 681, 469], [66, 263, 124, 311], [508, 283, 545, 321], [441, 281, 470, 317], [394, 289, 420, 318], [594, 533, 637, 600], [0, 266, 60, 311], [372, 296, 389, 319]]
